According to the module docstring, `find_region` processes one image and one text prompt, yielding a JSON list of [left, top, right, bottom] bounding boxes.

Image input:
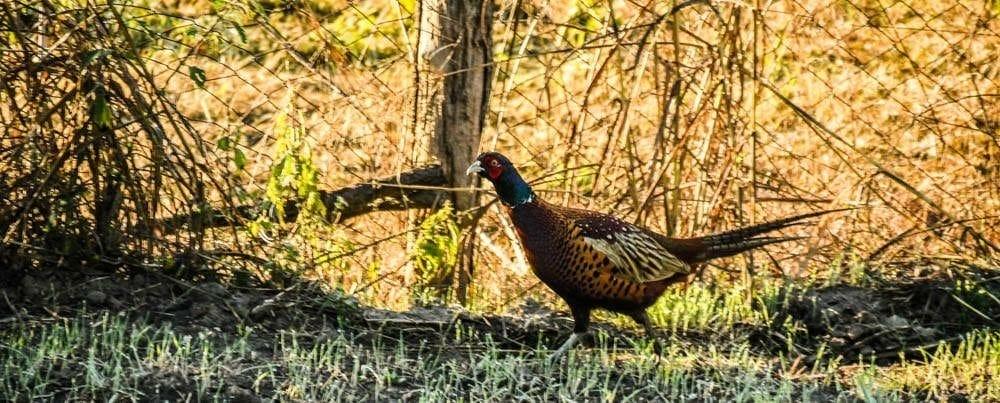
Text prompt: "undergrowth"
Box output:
[[2, 272, 997, 401], [0, 312, 942, 401]]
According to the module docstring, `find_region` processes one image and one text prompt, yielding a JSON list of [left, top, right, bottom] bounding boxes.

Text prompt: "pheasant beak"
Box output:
[[465, 160, 484, 176]]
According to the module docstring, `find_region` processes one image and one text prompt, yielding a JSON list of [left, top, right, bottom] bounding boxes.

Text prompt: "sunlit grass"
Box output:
[[0, 313, 251, 400], [644, 281, 783, 332], [2, 306, 996, 401], [877, 330, 1000, 400]]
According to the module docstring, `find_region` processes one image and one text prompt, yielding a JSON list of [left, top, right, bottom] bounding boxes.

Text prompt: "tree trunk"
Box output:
[[429, 0, 492, 212], [418, 0, 493, 303]]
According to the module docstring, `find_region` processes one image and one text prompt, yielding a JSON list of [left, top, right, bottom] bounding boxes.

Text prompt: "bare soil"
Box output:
[[1, 264, 997, 401]]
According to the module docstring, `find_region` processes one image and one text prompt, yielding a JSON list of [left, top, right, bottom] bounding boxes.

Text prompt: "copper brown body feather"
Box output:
[[509, 201, 682, 312], [468, 152, 844, 359]]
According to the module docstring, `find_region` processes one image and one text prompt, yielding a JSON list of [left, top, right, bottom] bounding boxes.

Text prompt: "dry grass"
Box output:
[[4, 1, 1000, 400], [2, 0, 998, 310], [154, 0, 1000, 309], [2, 271, 997, 401]]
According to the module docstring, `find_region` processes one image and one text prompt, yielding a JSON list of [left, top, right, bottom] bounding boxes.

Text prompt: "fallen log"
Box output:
[[157, 165, 449, 234]]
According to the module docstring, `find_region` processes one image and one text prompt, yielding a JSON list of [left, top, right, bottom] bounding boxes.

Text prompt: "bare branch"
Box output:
[[156, 165, 449, 234]]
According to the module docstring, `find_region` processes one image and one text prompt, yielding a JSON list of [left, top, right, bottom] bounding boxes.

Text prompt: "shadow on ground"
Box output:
[[1, 261, 997, 400]]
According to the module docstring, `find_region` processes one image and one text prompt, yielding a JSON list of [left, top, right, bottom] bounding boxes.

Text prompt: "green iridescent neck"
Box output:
[[494, 170, 535, 207]]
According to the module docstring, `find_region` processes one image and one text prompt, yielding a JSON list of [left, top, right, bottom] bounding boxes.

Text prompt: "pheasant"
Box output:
[[466, 152, 842, 360]]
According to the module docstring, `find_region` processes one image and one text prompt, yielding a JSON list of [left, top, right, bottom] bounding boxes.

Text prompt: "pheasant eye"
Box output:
[[487, 158, 503, 179]]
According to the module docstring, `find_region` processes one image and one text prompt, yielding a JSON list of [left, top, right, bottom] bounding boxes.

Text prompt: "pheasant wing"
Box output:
[[566, 210, 690, 283]]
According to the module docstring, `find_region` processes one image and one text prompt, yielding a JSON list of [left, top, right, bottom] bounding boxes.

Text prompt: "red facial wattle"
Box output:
[[487, 162, 503, 179]]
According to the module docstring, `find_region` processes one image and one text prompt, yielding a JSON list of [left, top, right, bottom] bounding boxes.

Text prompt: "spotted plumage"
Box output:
[[467, 152, 845, 360]]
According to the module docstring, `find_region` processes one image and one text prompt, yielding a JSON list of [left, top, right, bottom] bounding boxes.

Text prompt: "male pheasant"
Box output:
[[467, 152, 842, 360]]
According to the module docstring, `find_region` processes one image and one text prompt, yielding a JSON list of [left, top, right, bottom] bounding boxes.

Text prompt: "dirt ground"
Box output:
[[1, 263, 997, 401]]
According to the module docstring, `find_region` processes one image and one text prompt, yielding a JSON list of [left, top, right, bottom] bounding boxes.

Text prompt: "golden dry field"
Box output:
[[2, 0, 999, 400]]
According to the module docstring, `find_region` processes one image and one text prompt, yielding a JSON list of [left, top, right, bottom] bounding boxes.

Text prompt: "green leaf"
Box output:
[[234, 148, 247, 170], [233, 24, 247, 44], [90, 93, 112, 129], [216, 136, 231, 151], [280, 156, 297, 187], [271, 155, 288, 178], [188, 65, 207, 88]]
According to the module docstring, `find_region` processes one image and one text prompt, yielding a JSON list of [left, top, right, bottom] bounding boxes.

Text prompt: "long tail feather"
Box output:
[[698, 236, 806, 261], [688, 208, 851, 262], [704, 208, 850, 244]]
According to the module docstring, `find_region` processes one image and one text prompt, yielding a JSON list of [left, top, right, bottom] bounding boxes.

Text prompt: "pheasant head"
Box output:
[[466, 152, 535, 206]]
